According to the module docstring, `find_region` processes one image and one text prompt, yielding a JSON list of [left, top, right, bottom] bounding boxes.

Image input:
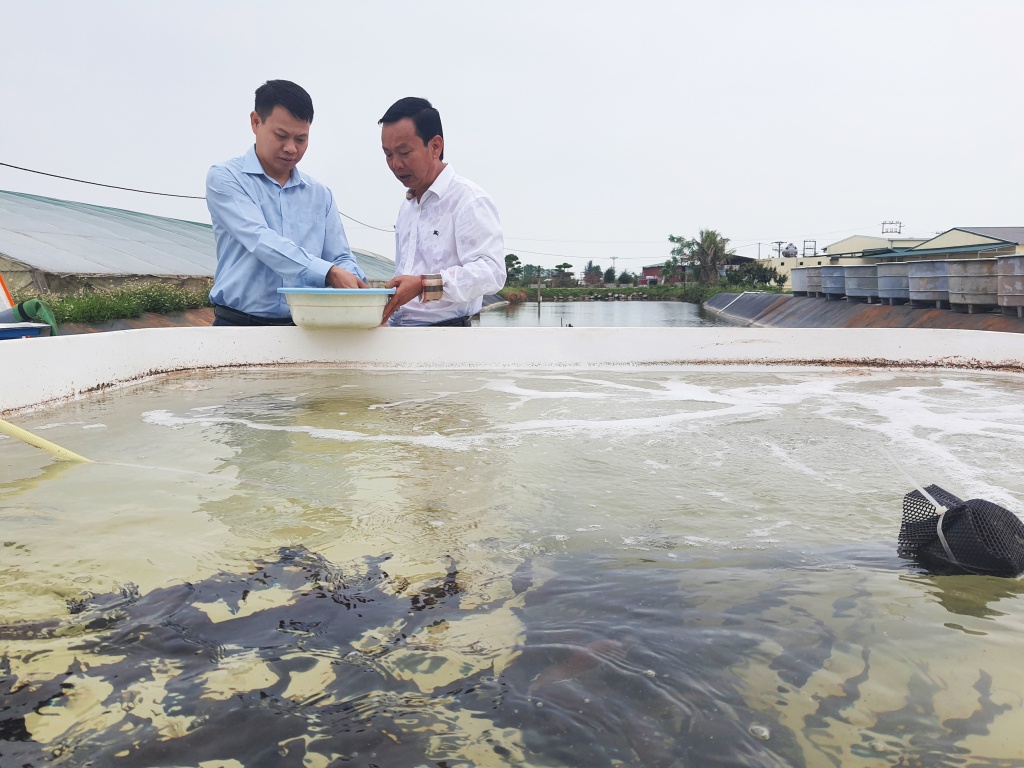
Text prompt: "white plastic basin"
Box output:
[[278, 288, 395, 329]]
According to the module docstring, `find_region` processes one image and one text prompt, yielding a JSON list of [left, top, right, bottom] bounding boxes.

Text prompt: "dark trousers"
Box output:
[[212, 304, 295, 327], [428, 315, 473, 327]]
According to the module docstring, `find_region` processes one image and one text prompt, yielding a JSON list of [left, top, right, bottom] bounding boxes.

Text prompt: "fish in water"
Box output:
[[0, 547, 486, 768]]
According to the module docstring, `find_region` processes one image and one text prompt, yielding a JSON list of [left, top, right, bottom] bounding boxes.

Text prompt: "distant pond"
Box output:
[[479, 300, 719, 327]]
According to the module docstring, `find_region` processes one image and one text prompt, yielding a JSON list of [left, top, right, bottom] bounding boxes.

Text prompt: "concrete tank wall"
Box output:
[[821, 266, 846, 297], [791, 267, 808, 295], [5, 326, 1024, 414], [806, 267, 823, 295], [998, 256, 1024, 309], [948, 259, 998, 308], [908, 260, 950, 305], [844, 265, 878, 300], [878, 263, 910, 302]]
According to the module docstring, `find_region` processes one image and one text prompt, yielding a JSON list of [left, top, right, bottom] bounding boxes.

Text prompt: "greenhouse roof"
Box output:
[[0, 190, 394, 280]]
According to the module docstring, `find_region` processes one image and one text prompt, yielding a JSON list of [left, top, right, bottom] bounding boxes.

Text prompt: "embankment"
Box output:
[[704, 292, 1024, 333], [498, 286, 786, 304]]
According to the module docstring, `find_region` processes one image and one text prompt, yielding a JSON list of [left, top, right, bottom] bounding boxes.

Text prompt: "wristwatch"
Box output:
[[421, 274, 443, 302]]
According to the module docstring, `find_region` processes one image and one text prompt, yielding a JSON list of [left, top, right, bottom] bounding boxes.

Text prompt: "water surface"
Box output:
[[3, 368, 1024, 766], [479, 301, 717, 327]]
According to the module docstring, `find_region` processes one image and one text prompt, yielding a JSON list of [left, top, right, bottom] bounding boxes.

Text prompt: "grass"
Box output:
[[11, 281, 213, 325], [498, 284, 787, 304]]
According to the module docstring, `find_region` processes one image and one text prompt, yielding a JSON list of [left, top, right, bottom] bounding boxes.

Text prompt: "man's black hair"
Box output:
[[255, 80, 314, 124], [379, 97, 444, 161]]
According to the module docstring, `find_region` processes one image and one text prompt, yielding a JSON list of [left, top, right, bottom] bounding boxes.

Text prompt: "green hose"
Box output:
[[6, 299, 58, 336]]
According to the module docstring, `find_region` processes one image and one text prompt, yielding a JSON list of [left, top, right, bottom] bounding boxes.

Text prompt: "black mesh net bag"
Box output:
[[898, 484, 1024, 577]]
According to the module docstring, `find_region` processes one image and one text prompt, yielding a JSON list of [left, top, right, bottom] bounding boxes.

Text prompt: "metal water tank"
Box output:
[[997, 255, 1024, 318], [947, 259, 998, 312], [877, 263, 909, 305], [908, 260, 950, 308], [782, 243, 798, 258], [821, 266, 846, 299], [844, 265, 878, 302], [790, 267, 808, 296], [805, 266, 823, 297]]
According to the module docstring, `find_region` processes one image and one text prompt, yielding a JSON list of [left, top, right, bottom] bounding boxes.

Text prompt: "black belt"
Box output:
[[213, 304, 295, 326], [428, 315, 473, 327]]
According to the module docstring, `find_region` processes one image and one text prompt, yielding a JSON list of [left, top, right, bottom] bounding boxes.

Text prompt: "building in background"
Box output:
[[639, 255, 755, 286], [760, 228, 1024, 285], [0, 190, 395, 294]]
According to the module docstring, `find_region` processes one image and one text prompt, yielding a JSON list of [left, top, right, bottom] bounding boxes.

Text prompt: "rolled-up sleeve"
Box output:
[[442, 197, 507, 303], [322, 191, 366, 281], [206, 167, 331, 287]]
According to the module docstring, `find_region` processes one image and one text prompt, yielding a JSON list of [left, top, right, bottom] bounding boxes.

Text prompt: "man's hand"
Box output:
[[326, 266, 368, 289], [381, 274, 423, 325]]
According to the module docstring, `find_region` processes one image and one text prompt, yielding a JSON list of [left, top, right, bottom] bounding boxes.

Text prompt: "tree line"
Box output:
[[503, 256, 637, 288], [503, 229, 787, 289]]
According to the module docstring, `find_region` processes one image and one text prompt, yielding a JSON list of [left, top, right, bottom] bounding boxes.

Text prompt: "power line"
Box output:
[[1, 160, 397, 232], [337, 212, 393, 233], [0, 162, 206, 199], [506, 236, 665, 244], [0, 161, 887, 255]]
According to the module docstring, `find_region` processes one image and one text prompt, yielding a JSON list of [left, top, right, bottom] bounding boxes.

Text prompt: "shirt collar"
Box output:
[[422, 164, 455, 202], [242, 145, 307, 188]]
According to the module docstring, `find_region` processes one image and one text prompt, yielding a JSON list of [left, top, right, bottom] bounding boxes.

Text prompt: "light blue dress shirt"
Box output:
[[206, 146, 365, 318]]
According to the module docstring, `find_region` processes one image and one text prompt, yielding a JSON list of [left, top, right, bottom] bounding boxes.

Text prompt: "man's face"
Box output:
[[381, 118, 441, 191], [250, 106, 310, 181]]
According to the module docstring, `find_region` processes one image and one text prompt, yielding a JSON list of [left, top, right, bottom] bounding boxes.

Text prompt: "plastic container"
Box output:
[[278, 288, 396, 330]]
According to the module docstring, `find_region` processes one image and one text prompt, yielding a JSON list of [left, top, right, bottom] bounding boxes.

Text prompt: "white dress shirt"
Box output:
[[389, 164, 506, 326]]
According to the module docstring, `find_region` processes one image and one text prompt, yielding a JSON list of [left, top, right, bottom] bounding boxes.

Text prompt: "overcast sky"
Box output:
[[3, 1, 1022, 273]]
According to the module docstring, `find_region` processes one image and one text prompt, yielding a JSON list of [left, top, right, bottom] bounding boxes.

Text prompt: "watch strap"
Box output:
[[421, 274, 443, 302]]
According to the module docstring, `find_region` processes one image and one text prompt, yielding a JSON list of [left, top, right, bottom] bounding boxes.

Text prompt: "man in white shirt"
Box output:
[[379, 98, 506, 326]]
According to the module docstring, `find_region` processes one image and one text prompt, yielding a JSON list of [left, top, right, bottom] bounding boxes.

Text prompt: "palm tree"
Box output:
[[668, 230, 735, 285], [659, 255, 682, 285]]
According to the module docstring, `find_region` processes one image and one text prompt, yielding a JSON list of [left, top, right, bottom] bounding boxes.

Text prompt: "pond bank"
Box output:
[[499, 285, 785, 304], [704, 291, 1024, 333]]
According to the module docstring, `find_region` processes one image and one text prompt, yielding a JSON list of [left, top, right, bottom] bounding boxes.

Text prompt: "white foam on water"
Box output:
[[745, 521, 793, 538], [764, 442, 823, 479], [140, 410, 506, 453], [809, 379, 1024, 506], [140, 370, 1024, 514], [367, 389, 471, 410]]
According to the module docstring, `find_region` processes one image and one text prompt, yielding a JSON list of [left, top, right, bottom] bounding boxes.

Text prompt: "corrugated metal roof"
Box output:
[[863, 243, 1014, 258], [350, 249, 396, 281], [958, 227, 1024, 244], [0, 190, 395, 280]]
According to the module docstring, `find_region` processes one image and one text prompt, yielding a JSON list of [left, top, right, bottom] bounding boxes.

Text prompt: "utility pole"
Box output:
[[610, 256, 618, 282], [536, 265, 542, 303], [772, 241, 785, 260]]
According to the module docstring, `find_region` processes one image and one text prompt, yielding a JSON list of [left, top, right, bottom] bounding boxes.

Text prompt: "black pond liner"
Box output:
[[898, 485, 1024, 577]]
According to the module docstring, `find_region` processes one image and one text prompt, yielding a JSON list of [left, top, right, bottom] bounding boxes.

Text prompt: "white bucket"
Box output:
[[278, 288, 395, 330]]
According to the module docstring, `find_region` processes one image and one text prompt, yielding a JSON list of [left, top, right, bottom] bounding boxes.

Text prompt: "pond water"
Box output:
[[3, 367, 1024, 766], [479, 301, 717, 327]]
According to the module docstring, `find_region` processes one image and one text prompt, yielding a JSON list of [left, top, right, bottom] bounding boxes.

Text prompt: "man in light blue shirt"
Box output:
[[207, 80, 366, 325]]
